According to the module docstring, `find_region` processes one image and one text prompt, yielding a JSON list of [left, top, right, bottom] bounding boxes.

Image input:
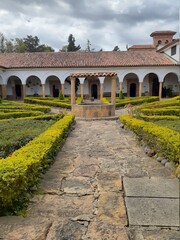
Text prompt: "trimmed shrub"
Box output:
[[119, 115, 180, 167], [116, 96, 159, 108], [0, 105, 51, 113], [0, 111, 44, 120], [58, 91, 65, 100], [101, 97, 109, 104], [139, 115, 179, 121], [76, 97, 83, 104], [141, 108, 180, 116], [24, 97, 71, 109], [118, 90, 124, 99], [0, 114, 75, 214]]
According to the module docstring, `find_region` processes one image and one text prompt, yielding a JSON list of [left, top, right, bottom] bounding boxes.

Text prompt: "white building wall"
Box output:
[[164, 43, 180, 62]]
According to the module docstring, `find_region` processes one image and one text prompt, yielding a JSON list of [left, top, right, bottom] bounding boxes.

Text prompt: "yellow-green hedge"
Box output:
[[24, 97, 71, 109], [116, 96, 159, 107], [0, 104, 51, 113], [139, 115, 179, 121], [141, 108, 180, 116], [101, 98, 109, 104], [0, 111, 44, 120], [119, 115, 180, 167], [0, 114, 75, 214]]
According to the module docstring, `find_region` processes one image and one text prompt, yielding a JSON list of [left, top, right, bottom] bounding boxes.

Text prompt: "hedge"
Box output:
[[0, 114, 62, 122], [141, 108, 180, 116], [24, 97, 71, 109], [101, 97, 109, 104], [0, 114, 75, 214], [0, 105, 51, 113], [0, 111, 44, 120], [119, 115, 180, 167], [116, 96, 159, 107], [139, 115, 179, 121]]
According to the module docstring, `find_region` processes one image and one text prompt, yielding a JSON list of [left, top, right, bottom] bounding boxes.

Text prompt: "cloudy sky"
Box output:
[[0, 0, 179, 51]]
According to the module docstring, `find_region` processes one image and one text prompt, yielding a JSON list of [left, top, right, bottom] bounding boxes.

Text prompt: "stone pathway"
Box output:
[[0, 119, 179, 239]]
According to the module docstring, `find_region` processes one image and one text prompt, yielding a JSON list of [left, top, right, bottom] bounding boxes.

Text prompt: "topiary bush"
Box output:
[[119, 90, 124, 99]]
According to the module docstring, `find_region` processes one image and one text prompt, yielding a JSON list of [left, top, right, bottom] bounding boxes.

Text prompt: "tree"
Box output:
[[14, 38, 26, 53], [37, 44, 54, 52], [0, 33, 6, 53], [67, 34, 81, 52], [4, 39, 14, 52], [23, 35, 40, 52], [113, 45, 120, 51], [86, 39, 95, 52], [59, 45, 68, 52]]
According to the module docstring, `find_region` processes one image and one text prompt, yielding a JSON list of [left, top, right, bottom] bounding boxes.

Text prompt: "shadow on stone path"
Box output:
[[0, 119, 179, 240]]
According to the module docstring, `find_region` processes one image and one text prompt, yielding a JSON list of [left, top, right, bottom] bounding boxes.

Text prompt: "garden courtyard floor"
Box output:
[[0, 114, 179, 239]]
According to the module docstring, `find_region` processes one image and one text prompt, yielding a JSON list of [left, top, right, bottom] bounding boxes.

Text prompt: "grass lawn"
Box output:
[[154, 119, 180, 132], [0, 119, 56, 158]]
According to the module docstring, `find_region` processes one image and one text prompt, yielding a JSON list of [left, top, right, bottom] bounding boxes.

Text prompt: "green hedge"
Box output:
[[139, 115, 179, 121], [0, 114, 75, 214], [0, 111, 44, 120], [0, 105, 51, 113], [24, 97, 71, 109], [101, 97, 109, 104], [119, 115, 180, 167], [0, 114, 62, 122], [141, 108, 180, 116], [116, 97, 159, 107]]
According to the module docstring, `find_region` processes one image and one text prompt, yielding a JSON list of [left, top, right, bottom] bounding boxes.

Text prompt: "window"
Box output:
[[171, 46, 176, 56]]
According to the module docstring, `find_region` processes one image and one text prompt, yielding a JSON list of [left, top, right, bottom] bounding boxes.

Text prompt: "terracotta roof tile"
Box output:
[[128, 45, 156, 50], [157, 39, 179, 52], [0, 51, 177, 69], [150, 31, 176, 37]]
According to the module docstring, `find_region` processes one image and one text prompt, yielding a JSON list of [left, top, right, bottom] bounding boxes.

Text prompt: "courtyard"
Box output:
[[0, 113, 179, 239]]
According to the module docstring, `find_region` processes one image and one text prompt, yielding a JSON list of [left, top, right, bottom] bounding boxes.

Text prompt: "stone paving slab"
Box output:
[[46, 220, 86, 240], [125, 197, 180, 227], [97, 172, 122, 192], [97, 192, 127, 226], [86, 221, 129, 240], [123, 177, 180, 198], [61, 176, 94, 195], [27, 194, 94, 219], [0, 216, 52, 240]]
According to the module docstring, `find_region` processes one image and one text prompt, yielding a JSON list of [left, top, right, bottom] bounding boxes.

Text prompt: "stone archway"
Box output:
[[7, 76, 22, 100], [45, 76, 61, 97], [163, 73, 179, 97], [143, 73, 159, 96], [130, 83, 136, 97], [123, 73, 139, 97], [89, 77, 100, 99], [26, 76, 42, 96]]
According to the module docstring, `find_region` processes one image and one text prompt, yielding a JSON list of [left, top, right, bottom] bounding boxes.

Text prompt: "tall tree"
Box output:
[[14, 38, 26, 53], [23, 35, 40, 52], [113, 45, 120, 51], [37, 44, 54, 52], [86, 39, 95, 52], [0, 33, 6, 53], [67, 34, 81, 52]]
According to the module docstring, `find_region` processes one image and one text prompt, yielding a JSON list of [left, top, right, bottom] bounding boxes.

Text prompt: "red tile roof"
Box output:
[[0, 51, 177, 69], [150, 31, 176, 37], [157, 39, 179, 52], [128, 45, 156, 50]]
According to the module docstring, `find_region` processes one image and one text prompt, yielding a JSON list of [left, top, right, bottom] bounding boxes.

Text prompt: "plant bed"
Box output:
[[0, 114, 75, 215], [119, 115, 180, 174]]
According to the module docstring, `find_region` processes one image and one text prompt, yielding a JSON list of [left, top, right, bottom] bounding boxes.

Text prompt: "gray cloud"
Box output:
[[0, 0, 178, 51]]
